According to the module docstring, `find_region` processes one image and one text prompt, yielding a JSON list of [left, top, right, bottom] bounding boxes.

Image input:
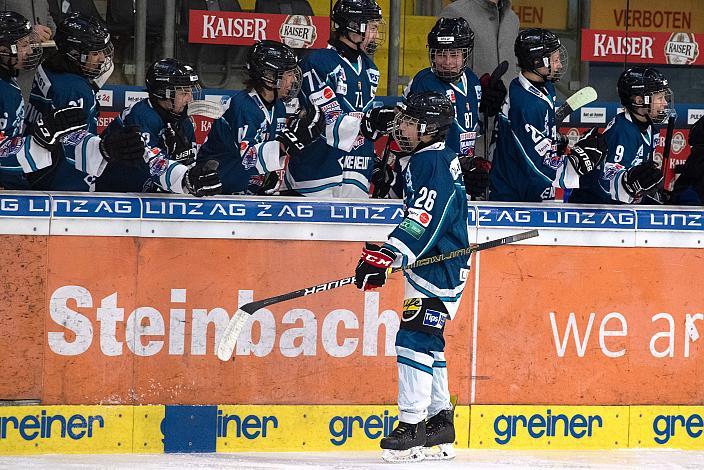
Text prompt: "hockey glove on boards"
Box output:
[[355, 243, 396, 291], [622, 161, 663, 198], [183, 159, 222, 196], [361, 106, 396, 141], [460, 156, 491, 198], [160, 122, 196, 165], [567, 127, 607, 176], [479, 61, 509, 118], [32, 106, 87, 150], [99, 125, 146, 166], [277, 105, 325, 154]]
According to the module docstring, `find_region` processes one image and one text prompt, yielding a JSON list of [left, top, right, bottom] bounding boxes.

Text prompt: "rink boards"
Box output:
[[2, 405, 704, 453], [2, 193, 704, 454]]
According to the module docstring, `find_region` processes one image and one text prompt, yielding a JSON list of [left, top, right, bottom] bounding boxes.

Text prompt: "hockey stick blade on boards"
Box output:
[[216, 229, 539, 361], [555, 86, 598, 123]]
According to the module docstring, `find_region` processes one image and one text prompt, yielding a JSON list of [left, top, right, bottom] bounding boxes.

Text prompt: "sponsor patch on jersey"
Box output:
[[459, 131, 477, 157], [321, 101, 342, 125], [336, 81, 347, 95], [407, 207, 432, 227], [0, 136, 22, 158], [402, 298, 422, 321], [534, 137, 552, 157], [240, 140, 249, 153], [450, 157, 462, 180], [446, 89, 456, 103], [542, 151, 563, 170], [148, 155, 169, 176], [62, 129, 89, 146], [422, 309, 447, 329], [475, 85, 482, 100], [603, 162, 625, 181], [309, 86, 336, 106], [242, 145, 257, 170], [367, 69, 380, 86], [399, 217, 425, 239]]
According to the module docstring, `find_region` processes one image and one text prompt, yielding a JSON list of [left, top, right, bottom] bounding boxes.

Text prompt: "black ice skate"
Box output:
[[422, 409, 456, 460], [380, 421, 426, 462]]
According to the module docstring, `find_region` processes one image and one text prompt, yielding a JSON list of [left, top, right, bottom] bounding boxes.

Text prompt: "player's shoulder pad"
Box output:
[[408, 68, 442, 93], [122, 99, 163, 132], [300, 47, 339, 74]]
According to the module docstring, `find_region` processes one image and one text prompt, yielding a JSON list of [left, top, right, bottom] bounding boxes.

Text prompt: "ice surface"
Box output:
[[2, 449, 704, 470]]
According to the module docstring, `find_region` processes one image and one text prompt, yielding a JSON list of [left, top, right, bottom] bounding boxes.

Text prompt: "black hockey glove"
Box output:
[[460, 156, 491, 199], [32, 106, 87, 150], [567, 127, 607, 176], [479, 61, 509, 118], [160, 122, 196, 166], [183, 159, 222, 197], [555, 133, 569, 155], [99, 125, 146, 166], [371, 154, 395, 199], [361, 106, 396, 141], [354, 243, 396, 291], [623, 161, 663, 198], [277, 105, 325, 155]]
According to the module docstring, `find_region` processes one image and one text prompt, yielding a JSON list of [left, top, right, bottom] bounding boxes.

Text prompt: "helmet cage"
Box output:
[[392, 110, 448, 153], [261, 65, 302, 102], [428, 47, 470, 82], [0, 30, 42, 71], [67, 41, 114, 79], [532, 44, 568, 82], [627, 86, 674, 124]]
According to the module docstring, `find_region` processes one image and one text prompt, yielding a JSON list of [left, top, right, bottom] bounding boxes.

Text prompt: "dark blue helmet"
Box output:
[[55, 12, 113, 78]]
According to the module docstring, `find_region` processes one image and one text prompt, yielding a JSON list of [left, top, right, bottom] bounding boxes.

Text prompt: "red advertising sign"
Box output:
[[188, 10, 330, 48], [581, 29, 703, 65]]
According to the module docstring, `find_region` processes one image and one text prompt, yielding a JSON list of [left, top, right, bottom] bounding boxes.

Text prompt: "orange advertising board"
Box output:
[[3, 232, 704, 405], [590, 0, 704, 32]]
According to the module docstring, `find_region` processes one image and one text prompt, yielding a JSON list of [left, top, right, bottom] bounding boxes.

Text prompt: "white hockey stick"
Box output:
[[187, 100, 225, 119], [555, 86, 598, 123], [216, 229, 539, 361]]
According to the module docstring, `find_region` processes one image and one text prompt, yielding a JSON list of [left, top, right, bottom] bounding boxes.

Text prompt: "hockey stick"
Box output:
[[661, 113, 676, 189], [555, 86, 598, 123], [216, 229, 539, 361], [187, 100, 225, 119]]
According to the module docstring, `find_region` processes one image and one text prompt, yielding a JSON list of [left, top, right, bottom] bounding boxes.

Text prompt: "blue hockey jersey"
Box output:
[[569, 111, 659, 204], [96, 99, 193, 193], [383, 142, 470, 319], [284, 44, 380, 198], [489, 74, 579, 202], [25, 63, 107, 191], [198, 90, 287, 194], [0, 74, 53, 189], [404, 67, 482, 158]]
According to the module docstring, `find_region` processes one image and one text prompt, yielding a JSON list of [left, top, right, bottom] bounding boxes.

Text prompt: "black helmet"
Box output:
[[247, 40, 301, 102], [146, 58, 202, 116], [0, 11, 42, 72], [331, 0, 385, 54], [617, 67, 674, 124], [514, 28, 567, 82], [427, 17, 474, 82], [392, 91, 455, 153], [55, 12, 113, 79]]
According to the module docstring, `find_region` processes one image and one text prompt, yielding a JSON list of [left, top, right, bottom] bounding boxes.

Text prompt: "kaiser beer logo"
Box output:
[[671, 131, 687, 155], [279, 15, 317, 48], [664, 32, 699, 65]]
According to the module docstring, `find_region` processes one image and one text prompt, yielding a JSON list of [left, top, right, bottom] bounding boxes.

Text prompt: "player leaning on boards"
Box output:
[[0, 11, 87, 190], [354, 92, 466, 462], [282, 0, 393, 197], [489, 28, 607, 202], [568, 67, 670, 204], [198, 40, 324, 195], [97, 58, 221, 196], [382, 16, 507, 200], [24, 12, 148, 191]]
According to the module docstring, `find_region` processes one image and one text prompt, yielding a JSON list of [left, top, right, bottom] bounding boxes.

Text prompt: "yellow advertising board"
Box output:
[[630, 406, 704, 449], [469, 405, 629, 450], [512, 0, 568, 30], [590, 0, 704, 32]]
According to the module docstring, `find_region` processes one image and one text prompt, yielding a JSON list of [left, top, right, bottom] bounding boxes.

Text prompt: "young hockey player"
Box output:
[[354, 92, 465, 462], [96, 58, 221, 196], [568, 67, 670, 204], [395, 16, 506, 199], [489, 28, 606, 202], [0, 10, 86, 189], [24, 12, 146, 191], [283, 0, 394, 197], [198, 40, 323, 195]]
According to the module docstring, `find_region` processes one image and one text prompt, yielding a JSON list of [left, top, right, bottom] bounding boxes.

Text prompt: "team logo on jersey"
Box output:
[[242, 145, 257, 170], [148, 155, 169, 176], [279, 15, 317, 49], [407, 207, 432, 228], [602, 162, 625, 181], [402, 298, 422, 321], [422, 309, 447, 329], [321, 101, 342, 125], [542, 151, 563, 170], [62, 129, 89, 146], [446, 90, 456, 103], [0, 136, 22, 158]]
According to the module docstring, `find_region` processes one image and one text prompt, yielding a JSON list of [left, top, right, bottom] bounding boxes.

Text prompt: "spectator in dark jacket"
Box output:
[[670, 116, 704, 205]]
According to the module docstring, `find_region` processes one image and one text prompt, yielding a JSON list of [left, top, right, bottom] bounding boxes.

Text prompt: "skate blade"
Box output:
[[422, 443, 456, 460], [381, 446, 425, 462]]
